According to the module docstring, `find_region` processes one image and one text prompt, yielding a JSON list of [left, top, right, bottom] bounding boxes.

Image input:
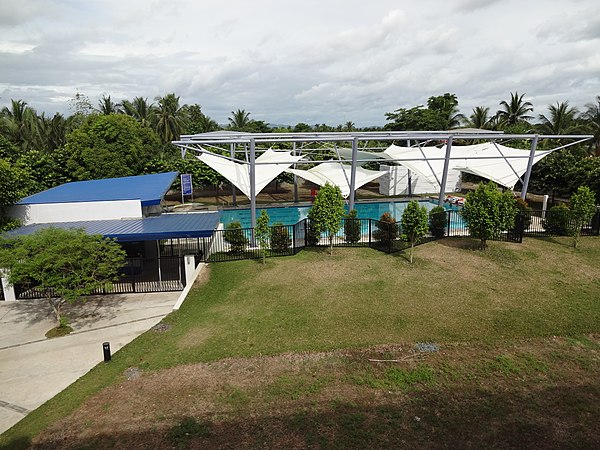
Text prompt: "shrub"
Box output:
[[569, 185, 597, 248], [373, 212, 399, 245], [542, 204, 572, 236], [344, 209, 361, 244], [223, 221, 248, 254], [270, 222, 292, 252], [514, 197, 533, 230], [428, 206, 447, 238]]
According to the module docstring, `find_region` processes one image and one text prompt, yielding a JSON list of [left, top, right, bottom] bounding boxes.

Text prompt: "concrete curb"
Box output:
[[172, 263, 207, 311]]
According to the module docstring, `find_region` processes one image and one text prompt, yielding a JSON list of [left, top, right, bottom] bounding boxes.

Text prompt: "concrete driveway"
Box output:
[[0, 292, 180, 435]]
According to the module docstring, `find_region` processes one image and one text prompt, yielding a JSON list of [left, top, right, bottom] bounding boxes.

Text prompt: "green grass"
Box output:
[[2, 236, 600, 448]]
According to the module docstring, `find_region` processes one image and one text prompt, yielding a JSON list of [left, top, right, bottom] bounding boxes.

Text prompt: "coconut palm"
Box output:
[[96, 94, 120, 115], [538, 101, 579, 135], [581, 96, 600, 156], [228, 109, 251, 130], [121, 96, 156, 128], [496, 92, 534, 127], [153, 93, 188, 144], [0, 99, 40, 151], [468, 106, 491, 129], [37, 113, 69, 152]]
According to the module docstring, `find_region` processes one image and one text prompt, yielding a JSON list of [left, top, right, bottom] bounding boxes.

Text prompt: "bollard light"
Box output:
[[102, 342, 111, 362]]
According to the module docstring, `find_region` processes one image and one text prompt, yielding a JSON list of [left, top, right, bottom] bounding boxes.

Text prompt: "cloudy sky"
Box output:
[[0, 0, 598, 126]]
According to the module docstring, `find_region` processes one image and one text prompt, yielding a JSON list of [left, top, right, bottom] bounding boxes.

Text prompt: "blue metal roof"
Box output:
[[4, 212, 221, 242], [17, 172, 178, 207]]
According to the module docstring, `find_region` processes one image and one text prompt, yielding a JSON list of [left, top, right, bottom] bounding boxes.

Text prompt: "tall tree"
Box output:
[[0, 99, 40, 151], [0, 158, 27, 231], [37, 113, 69, 153], [427, 93, 465, 129], [154, 93, 188, 145], [468, 106, 491, 129], [64, 114, 162, 180], [581, 95, 600, 156], [228, 109, 251, 130], [538, 101, 579, 135], [185, 104, 220, 134], [497, 92, 534, 127], [96, 94, 120, 115], [121, 96, 156, 128]]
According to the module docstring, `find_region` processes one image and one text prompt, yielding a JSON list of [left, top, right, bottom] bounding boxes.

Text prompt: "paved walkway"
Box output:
[[0, 292, 180, 435]]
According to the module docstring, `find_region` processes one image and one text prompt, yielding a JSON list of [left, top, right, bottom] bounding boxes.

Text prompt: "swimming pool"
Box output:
[[220, 200, 459, 228]]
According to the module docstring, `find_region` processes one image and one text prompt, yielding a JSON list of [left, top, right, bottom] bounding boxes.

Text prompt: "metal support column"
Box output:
[[293, 142, 298, 203], [407, 139, 412, 196], [438, 136, 454, 206], [348, 137, 359, 211], [520, 135, 539, 200], [230, 143, 237, 206], [250, 138, 257, 228]]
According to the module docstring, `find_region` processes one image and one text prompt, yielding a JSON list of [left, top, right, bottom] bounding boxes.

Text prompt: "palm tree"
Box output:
[[154, 93, 188, 144], [468, 106, 491, 129], [96, 94, 120, 115], [496, 92, 534, 127], [121, 96, 156, 128], [37, 113, 69, 152], [538, 101, 579, 135], [581, 96, 600, 156], [344, 121, 355, 132], [228, 109, 251, 130], [0, 99, 40, 151]]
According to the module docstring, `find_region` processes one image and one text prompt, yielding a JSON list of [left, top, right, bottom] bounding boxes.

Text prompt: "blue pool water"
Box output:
[[220, 200, 458, 228]]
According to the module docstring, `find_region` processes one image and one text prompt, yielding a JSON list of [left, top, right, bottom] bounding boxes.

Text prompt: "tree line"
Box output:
[[1, 91, 599, 231]]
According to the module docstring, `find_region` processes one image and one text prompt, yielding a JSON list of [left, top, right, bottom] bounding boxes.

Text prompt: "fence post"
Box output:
[[369, 219, 372, 247], [446, 210, 451, 238], [304, 219, 308, 247], [388, 222, 392, 254], [594, 209, 600, 236]]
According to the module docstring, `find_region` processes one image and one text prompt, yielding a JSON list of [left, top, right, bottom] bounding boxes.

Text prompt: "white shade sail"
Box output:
[[287, 161, 386, 198], [383, 143, 552, 189], [197, 149, 304, 198]]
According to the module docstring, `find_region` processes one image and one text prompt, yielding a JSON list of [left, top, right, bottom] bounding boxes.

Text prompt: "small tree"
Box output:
[[428, 205, 447, 238], [401, 201, 429, 263], [569, 185, 597, 248], [372, 212, 399, 249], [255, 210, 270, 264], [308, 183, 345, 254], [344, 209, 361, 244], [461, 182, 517, 250], [270, 222, 292, 253], [0, 228, 126, 327], [514, 197, 533, 231], [223, 221, 248, 254]]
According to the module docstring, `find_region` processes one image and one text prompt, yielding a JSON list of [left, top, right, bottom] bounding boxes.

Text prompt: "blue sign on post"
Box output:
[[181, 174, 193, 203]]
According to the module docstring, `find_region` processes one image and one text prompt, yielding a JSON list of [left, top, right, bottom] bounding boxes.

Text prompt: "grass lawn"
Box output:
[[2, 237, 600, 448]]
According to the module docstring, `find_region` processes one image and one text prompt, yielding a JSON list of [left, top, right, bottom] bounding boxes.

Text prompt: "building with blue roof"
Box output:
[[9, 172, 180, 225]]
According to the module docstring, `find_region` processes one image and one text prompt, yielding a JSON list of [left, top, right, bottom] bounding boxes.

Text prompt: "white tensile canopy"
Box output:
[[196, 149, 304, 198], [287, 162, 386, 198], [339, 142, 553, 190]]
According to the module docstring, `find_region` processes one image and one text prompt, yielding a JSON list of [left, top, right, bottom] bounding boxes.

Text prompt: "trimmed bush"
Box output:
[[542, 204, 572, 236], [428, 206, 447, 238], [224, 221, 249, 254], [373, 212, 399, 245], [514, 197, 533, 230], [270, 222, 292, 252], [306, 219, 320, 246], [344, 209, 361, 244]]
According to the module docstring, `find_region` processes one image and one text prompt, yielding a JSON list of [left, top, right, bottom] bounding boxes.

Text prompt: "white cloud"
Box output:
[[0, 0, 598, 126]]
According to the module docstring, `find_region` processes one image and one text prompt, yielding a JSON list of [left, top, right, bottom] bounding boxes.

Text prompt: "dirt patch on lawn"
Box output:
[[31, 336, 600, 449]]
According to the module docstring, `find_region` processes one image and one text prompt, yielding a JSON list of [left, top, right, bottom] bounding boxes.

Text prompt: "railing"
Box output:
[[522, 209, 600, 238], [14, 256, 185, 300]]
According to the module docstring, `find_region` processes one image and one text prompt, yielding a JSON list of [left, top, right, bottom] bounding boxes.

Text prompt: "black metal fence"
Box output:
[[13, 256, 185, 300], [521, 209, 600, 238], [206, 207, 600, 263]]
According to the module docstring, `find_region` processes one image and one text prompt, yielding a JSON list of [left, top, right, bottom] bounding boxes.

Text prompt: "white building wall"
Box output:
[[8, 200, 143, 225], [378, 165, 461, 196]]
